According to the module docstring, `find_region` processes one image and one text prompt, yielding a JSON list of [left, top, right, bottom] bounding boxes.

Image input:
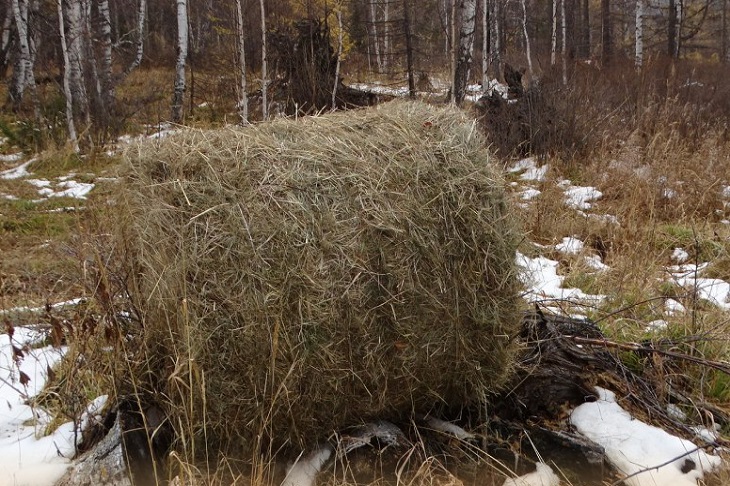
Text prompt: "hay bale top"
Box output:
[[118, 100, 523, 457]]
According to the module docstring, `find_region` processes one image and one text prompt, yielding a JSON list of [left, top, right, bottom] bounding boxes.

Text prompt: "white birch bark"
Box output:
[[519, 0, 533, 79], [481, 0, 489, 90], [560, 0, 567, 85], [235, 0, 248, 123], [98, 0, 113, 108], [332, 3, 343, 110], [492, 0, 501, 80], [1, 9, 13, 66], [383, 0, 389, 70], [66, 0, 88, 114], [453, 0, 476, 104], [127, 0, 146, 73], [9, 0, 35, 103], [259, 0, 268, 120], [551, 0, 557, 65], [369, 0, 382, 72], [56, 0, 79, 152], [675, 0, 683, 58], [171, 0, 188, 123], [635, 0, 644, 68]]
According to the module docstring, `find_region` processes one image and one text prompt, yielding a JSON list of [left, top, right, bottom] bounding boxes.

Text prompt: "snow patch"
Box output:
[[0, 159, 34, 180], [672, 248, 690, 263], [509, 158, 548, 182], [516, 253, 604, 304], [564, 185, 602, 211], [282, 446, 332, 486], [502, 463, 560, 486], [555, 236, 584, 255], [570, 387, 721, 486]]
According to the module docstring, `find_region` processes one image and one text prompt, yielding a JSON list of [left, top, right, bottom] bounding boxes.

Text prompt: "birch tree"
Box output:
[[97, 0, 113, 113], [635, 0, 644, 68], [551, 0, 557, 66], [171, 0, 188, 123], [127, 0, 146, 73], [8, 0, 35, 105], [561, 0, 567, 85], [482, 0, 489, 92], [489, 0, 502, 81], [383, 0, 390, 70], [66, 0, 89, 119], [369, 0, 382, 72], [453, 0, 476, 105], [57, 0, 78, 151], [519, 0, 533, 79], [1, 12, 12, 76], [235, 0, 248, 123], [601, 0, 612, 64], [259, 0, 268, 120], [332, 1, 343, 109]]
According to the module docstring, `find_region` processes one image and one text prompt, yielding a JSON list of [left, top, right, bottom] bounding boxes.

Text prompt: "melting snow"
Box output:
[[509, 158, 548, 182], [564, 185, 602, 210], [0, 327, 76, 485], [672, 248, 690, 263], [516, 252, 604, 304], [571, 387, 721, 486], [0, 152, 24, 163], [519, 188, 541, 200], [0, 159, 34, 180], [555, 236, 584, 255], [668, 264, 730, 310], [584, 255, 610, 272], [282, 446, 333, 486], [502, 463, 560, 486]]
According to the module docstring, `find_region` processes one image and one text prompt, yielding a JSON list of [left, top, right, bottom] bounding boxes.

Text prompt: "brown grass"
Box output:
[[104, 100, 524, 475]]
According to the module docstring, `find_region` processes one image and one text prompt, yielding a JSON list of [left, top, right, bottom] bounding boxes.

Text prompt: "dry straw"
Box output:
[[114, 100, 523, 464]]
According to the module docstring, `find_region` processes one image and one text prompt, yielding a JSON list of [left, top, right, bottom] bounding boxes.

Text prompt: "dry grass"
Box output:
[[104, 100, 524, 476]]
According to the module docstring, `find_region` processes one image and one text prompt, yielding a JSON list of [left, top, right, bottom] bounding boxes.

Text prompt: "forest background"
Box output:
[[1, 0, 729, 153]]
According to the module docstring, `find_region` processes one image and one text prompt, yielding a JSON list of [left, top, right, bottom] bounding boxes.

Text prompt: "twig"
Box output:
[[567, 335, 730, 375]]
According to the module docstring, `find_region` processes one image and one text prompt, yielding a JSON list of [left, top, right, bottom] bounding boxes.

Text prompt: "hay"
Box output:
[[114, 100, 523, 460]]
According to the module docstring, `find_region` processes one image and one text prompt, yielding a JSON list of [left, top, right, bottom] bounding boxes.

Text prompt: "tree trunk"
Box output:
[[127, 0, 146, 73], [668, 0, 676, 58], [369, 0, 382, 73], [9, 0, 34, 105], [669, 0, 682, 59], [259, 0, 268, 120], [601, 0, 611, 64], [66, 0, 89, 119], [0, 11, 12, 77], [491, 0, 502, 81], [57, 0, 79, 152], [404, 0, 415, 98], [453, 0, 476, 105], [635, 0, 644, 68], [383, 0, 389, 71], [519, 0, 533, 79], [561, 0, 567, 85], [720, 0, 730, 63], [481, 0, 489, 92], [551, 0, 557, 66], [235, 0, 248, 123], [581, 0, 590, 58], [97, 0, 114, 116], [332, 2, 343, 109], [171, 0, 188, 123]]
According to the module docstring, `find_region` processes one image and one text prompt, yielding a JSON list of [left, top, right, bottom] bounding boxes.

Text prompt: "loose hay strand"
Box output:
[[111, 100, 524, 470]]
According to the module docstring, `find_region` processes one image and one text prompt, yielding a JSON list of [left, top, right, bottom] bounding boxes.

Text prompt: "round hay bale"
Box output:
[[114, 100, 523, 459]]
